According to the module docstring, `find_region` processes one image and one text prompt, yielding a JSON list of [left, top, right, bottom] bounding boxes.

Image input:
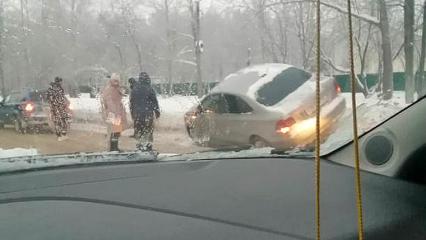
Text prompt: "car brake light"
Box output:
[[25, 103, 34, 112], [276, 117, 296, 134], [334, 81, 342, 94], [22, 101, 35, 113]]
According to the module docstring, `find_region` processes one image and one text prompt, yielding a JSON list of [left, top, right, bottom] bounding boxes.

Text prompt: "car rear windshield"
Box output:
[[28, 91, 47, 102], [256, 67, 312, 106]]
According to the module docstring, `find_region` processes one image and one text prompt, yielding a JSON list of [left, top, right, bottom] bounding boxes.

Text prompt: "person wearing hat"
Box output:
[[100, 73, 127, 151], [130, 72, 160, 151], [47, 77, 70, 141]]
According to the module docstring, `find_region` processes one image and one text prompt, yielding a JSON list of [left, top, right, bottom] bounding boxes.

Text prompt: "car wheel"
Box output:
[[250, 136, 268, 148], [14, 118, 27, 134]]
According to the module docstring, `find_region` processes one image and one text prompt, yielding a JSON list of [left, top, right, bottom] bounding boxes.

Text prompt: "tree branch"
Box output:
[[261, 0, 380, 26]]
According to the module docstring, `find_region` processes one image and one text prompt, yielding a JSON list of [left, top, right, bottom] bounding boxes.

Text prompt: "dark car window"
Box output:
[[224, 94, 253, 114], [5, 92, 22, 104], [256, 67, 312, 106], [28, 91, 47, 103], [201, 94, 228, 114]]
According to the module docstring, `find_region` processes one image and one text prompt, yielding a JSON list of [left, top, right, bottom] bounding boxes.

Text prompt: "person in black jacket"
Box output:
[[130, 72, 160, 151]]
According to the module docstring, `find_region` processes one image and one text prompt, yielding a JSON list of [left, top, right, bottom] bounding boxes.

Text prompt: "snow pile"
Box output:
[[69, 94, 102, 123], [157, 95, 199, 130], [322, 92, 407, 152], [69, 94, 198, 131], [0, 148, 38, 159]]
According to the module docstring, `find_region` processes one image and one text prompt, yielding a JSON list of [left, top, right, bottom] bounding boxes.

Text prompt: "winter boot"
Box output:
[[136, 142, 153, 152], [110, 140, 119, 151], [109, 136, 120, 151]]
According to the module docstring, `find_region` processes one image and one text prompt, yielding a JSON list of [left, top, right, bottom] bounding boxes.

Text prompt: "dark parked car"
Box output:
[[0, 90, 52, 133]]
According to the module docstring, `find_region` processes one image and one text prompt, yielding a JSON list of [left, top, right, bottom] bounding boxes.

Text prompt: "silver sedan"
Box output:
[[184, 64, 346, 150]]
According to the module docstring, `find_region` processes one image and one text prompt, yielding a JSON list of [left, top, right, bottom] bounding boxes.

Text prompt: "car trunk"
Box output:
[[296, 76, 340, 119]]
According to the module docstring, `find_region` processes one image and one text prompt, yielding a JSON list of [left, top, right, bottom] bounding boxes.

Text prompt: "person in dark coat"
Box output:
[[128, 78, 136, 90], [47, 77, 70, 141], [128, 77, 137, 138], [130, 72, 160, 151]]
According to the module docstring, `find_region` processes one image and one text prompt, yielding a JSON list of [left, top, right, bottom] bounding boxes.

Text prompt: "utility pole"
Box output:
[[247, 48, 252, 66], [165, 0, 174, 96], [0, 0, 5, 97], [194, 0, 203, 98]]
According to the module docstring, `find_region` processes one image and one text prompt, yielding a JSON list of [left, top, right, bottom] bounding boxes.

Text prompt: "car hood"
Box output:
[[0, 158, 425, 239]]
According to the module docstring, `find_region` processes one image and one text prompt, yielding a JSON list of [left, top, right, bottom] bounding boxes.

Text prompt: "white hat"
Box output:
[[110, 73, 121, 81]]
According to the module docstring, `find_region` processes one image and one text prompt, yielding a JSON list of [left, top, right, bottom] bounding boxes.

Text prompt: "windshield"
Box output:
[[0, 0, 421, 169]]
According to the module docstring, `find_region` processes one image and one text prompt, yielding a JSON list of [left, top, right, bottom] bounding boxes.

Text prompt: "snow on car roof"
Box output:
[[211, 63, 292, 97], [210, 63, 317, 116]]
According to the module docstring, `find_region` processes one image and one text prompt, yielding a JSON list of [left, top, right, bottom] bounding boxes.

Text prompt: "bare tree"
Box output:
[[120, 1, 143, 72], [295, 2, 315, 69], [98, 14, 127, 75], [416, 0, 426, 96], [379, 0, 394, 100], [404, 0, 415, 103], [19, 0, 32, 87], [165, 0, 176, 95]]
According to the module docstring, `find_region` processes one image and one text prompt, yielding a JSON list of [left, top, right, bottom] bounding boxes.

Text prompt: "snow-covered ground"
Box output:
[[68, 91, 409, 155], [322, 91, 407, 152], [70, 93, 198, 130], [0, 148, 38, 159], [0, 91, 409, 159], [70, 92, 407, 133]]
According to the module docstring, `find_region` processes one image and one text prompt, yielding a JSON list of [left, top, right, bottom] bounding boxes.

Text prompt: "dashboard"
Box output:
[[0, 156, 425, 239]]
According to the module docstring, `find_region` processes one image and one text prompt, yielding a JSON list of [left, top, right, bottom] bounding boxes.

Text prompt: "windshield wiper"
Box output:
[[0, 151, 159, 174]]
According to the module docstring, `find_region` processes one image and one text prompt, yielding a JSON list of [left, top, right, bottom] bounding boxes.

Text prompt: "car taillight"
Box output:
[[25, 103, 34, 112], [276, 117, 296, 134], [21, 101, 35, 114]]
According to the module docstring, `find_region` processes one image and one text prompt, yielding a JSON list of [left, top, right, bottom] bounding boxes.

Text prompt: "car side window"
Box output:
[[224, 94, 253, 114], [201, 94, 228, 114]]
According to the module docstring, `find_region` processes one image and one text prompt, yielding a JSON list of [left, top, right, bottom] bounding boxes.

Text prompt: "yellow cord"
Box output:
[[346, 0, 365, 239], [314, 0, 321, 239], [315, 1, 364, 239]]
